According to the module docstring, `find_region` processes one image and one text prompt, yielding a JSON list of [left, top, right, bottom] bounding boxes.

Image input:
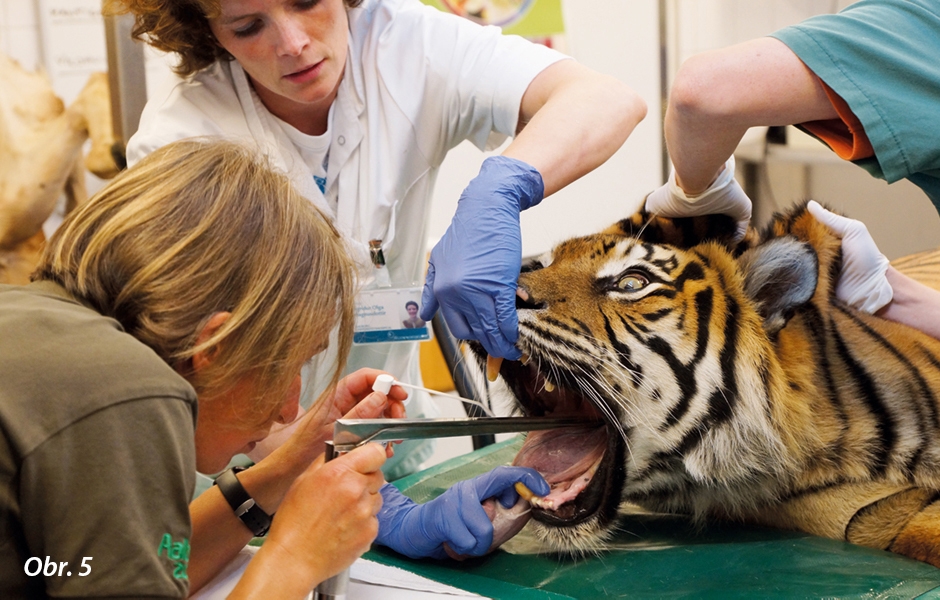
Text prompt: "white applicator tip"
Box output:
[[372, 373, 395, 394]]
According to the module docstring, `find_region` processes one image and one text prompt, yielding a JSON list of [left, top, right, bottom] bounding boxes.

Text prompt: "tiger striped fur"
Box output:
[[488, 202, 940, 567]]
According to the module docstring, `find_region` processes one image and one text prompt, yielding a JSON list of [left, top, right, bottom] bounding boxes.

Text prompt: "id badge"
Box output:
[[353, 286, 432, 344]]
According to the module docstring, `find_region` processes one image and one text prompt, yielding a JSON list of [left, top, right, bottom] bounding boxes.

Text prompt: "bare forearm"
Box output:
[[230, 444, 386, 599], [665, 97, 749, 194], [187, 456, 306, 592], [187, 486, 256, 593], [665, 37, 838, 194], [186, 376, 396, 593], [879, 267, 940, 340], [503, 60, 646, 197]]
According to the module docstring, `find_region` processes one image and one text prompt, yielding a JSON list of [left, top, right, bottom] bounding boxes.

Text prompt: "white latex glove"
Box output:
[[806, 200, 893, 314], [645, 156, 752, 241]]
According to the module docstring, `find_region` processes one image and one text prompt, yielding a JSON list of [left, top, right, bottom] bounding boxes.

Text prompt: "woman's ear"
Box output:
[[192, 311, 231, 372]]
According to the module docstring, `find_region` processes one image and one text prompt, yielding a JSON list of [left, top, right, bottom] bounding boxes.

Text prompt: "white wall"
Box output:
[[1, 0, 42, 72], [417, 1, 664, 258], [672, 0, 850, 66]]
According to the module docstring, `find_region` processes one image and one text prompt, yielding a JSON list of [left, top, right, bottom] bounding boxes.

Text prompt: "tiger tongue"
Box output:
[[513, 426, 607, 509]]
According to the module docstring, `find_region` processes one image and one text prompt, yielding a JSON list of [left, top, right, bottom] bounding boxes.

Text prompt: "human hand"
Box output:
[[258, 369, 407, 468], [420, 156, 544, 360], [645, 156, 752, 241], [330, 369, 408, 458], [259, 443, 387, 590], [807, 200, 893, 313], [325, 368, 409, 423], [374, 466, 549, 559]]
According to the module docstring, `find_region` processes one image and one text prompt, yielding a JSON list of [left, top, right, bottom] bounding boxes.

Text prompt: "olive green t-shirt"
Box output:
[[0, 281, 198, 598]]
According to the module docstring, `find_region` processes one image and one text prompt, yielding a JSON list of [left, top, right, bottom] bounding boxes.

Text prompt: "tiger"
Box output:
[[479, 201, 940, 568]]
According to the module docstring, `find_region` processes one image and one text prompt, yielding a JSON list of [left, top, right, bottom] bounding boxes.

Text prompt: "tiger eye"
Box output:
[[617, 274, 647, 291]]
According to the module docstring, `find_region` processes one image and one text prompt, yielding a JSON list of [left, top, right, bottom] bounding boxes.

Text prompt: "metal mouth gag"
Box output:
[[330, 415, 601, 453]]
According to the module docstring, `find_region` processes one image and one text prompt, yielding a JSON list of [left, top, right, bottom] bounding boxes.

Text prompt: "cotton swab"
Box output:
[[372, 374, 494, 417]]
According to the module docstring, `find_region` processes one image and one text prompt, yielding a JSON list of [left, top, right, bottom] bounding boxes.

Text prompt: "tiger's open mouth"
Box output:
[[495, 358, 626, 528]]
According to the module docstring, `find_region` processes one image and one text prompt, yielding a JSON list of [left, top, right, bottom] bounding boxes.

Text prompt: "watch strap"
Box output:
[[214, 467, 273, 537]]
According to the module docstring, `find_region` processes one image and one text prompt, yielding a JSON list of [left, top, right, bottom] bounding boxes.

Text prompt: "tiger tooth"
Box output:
[[515, 482, 554, 510], [486, 355, 502, 382], [520, 353, 530, 365], [543, 379, 555, 393], [531, 496, 554, 510]]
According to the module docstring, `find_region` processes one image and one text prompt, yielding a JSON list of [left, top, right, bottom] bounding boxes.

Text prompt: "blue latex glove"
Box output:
[[420, 156, 544, 359], [374, 466, 549, 560]]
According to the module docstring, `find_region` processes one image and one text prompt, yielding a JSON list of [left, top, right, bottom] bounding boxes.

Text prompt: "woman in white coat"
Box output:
[[111, 0, 647, 477]]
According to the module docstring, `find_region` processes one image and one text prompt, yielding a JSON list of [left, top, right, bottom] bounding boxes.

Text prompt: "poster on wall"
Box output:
[[36, 0, 109, 204], [37, 0, 106, 104], [419, 0, 565, 48]]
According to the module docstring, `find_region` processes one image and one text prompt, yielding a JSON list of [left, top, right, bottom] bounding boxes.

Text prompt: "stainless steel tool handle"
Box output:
[[333, 415, 598, 452], [313, 441, 348, 600]]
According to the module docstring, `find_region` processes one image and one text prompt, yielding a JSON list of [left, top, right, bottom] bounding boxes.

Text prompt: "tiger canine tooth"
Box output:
[[520, 354, 530, 365], [543, 379, 556, 392], [515, 482, 555, 510], [486, 355, 502, 381]]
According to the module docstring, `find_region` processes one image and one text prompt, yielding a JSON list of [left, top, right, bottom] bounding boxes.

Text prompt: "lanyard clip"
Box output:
[[369, 239, 386, 268], [368, 239, 392, 288]]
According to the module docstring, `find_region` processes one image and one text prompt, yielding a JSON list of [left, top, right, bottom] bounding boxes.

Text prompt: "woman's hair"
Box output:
[[104, 0, 363, 77], [34, 138, 356, 427]]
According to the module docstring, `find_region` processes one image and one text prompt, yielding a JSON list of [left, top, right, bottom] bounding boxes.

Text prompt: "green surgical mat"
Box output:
[[364, 436, 940, 599]]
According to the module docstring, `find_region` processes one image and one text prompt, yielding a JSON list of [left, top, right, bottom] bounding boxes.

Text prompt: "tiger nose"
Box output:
[[516, 286, 544, 310]]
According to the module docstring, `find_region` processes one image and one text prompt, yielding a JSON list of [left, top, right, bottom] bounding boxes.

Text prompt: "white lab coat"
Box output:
[[128, 0, 567, 477]]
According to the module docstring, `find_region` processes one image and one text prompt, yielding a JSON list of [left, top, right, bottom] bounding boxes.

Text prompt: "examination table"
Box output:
[[363, 436, 940, 600]]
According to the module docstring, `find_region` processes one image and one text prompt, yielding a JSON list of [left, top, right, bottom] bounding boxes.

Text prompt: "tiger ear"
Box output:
[[737, 236, 818, 336]]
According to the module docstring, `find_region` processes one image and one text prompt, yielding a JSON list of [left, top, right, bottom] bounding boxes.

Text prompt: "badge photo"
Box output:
[[353, 287, 432, 344]]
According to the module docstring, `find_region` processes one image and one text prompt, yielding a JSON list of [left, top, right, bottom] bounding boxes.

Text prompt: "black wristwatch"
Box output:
[[213, 466, 274, 537]]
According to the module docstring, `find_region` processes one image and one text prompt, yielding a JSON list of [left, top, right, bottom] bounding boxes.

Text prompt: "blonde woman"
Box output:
[[0, 139, 547, 598]]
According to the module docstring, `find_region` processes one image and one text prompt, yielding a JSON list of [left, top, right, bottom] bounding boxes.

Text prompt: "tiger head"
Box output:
[[485, 202, 852, 554]]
